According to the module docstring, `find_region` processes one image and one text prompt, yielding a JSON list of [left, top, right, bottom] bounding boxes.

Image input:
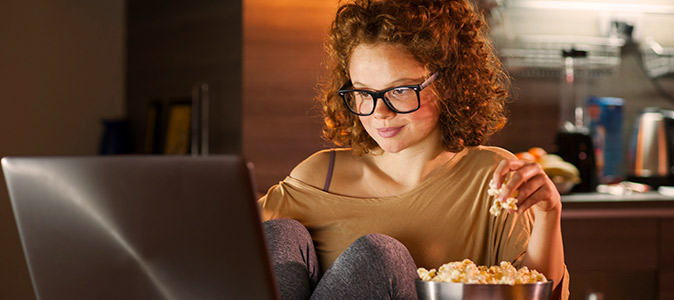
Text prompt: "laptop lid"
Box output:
[[2, 155, 279, 300]]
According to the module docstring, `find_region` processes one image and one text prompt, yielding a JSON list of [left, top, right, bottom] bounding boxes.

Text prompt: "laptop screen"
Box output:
[[2, 155, 279, 300]]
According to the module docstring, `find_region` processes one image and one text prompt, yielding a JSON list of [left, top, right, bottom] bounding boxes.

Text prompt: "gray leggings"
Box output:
[[263, 218, 418, 300]]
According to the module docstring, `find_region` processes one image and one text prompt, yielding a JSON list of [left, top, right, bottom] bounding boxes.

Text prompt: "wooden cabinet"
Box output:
[[661, 220, 674, 300], [561, 193, 674, 300]]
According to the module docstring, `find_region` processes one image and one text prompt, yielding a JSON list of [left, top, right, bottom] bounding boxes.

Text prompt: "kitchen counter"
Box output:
[[559, 191, 674, 300], [562, 191, 674, 202], [561, 191, 674, 219]]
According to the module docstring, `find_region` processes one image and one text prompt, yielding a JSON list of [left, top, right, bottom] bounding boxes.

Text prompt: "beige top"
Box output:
[[258, 146, 535, 271]]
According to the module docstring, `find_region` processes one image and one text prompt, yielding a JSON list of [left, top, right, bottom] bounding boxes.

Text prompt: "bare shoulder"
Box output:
[[289, 148, 342, 189], [472, 145, 517, 161]]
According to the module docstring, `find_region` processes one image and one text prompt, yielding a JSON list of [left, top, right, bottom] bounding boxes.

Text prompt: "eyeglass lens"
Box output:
[[343, 87, 419, 115]]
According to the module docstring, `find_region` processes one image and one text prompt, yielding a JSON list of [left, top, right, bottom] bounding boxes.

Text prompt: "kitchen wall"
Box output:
[[491, 46, 674, 154], [495, 0, 674, 45], [488, 0, 674, 154], [0, 0, 125, 298], [242, 0, 338, 192]]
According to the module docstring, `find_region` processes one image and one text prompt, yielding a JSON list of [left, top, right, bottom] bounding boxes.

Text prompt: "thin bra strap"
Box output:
[[323, 150, 336, 192]]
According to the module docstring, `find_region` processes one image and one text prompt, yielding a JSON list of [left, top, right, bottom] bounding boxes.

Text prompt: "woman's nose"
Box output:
[[372, 97, 395, 119]]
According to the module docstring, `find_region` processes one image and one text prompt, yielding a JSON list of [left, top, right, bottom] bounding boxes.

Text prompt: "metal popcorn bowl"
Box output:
[[415, 279, 553, 300]]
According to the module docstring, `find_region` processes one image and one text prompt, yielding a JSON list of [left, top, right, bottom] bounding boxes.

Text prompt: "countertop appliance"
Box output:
[[553, 48, 598, 193], [627, 107, 674, 187]]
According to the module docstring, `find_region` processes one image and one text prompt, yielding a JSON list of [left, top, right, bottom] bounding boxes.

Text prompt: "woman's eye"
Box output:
[[391, 88, 411, 96], [357, 91, 371, 98]]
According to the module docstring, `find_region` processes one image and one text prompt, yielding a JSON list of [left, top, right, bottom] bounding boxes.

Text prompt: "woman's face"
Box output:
[[348, 43, 441, 154]]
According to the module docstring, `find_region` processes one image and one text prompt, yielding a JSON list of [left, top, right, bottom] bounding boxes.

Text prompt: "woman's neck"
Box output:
[[367, 140, 456, 190]]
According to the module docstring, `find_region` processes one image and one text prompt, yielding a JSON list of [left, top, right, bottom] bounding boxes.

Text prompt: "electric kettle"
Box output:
[[627, 107, 674, 187]]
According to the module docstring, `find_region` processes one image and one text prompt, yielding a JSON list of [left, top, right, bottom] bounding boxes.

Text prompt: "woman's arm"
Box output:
[[524, 204, 565, 292], [491, 159, 566, 292]]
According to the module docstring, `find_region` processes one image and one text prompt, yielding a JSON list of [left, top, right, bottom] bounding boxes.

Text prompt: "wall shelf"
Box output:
[[497, 35, 624, 78], [641, 37, 674, 78]]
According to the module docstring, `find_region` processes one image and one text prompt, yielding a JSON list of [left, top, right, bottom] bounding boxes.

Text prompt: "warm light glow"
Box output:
[[510, 0, 674, 14]]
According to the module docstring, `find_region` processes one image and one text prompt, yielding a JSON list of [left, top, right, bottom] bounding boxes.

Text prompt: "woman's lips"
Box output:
[[376, 126, 404, 138]]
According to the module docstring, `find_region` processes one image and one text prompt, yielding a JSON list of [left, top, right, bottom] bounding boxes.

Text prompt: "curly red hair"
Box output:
[[319, 0, 510, 154]]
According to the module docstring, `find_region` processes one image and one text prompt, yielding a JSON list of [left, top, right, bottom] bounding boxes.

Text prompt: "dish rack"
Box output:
[[497, 35, 624, 78], [641, 37, 674, 78]]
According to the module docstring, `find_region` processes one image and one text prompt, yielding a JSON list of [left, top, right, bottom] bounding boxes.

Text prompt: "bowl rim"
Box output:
[[415, 279, 554, 286]]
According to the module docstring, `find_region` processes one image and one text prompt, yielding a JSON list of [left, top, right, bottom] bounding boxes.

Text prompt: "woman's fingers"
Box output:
[[492, 158, 560, 214], [514, 174, 549, 213], [494, 160, 540, 202], [492, 159, 526, 189], [516, 181, 559, 213]]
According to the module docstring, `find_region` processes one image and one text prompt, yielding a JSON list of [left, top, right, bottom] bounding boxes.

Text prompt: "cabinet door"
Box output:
[[661, 219, 674, 300], [562, 218, 658, 300]]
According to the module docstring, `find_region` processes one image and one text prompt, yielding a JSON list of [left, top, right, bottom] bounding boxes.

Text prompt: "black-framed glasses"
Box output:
[[338, 72, 438, 116]]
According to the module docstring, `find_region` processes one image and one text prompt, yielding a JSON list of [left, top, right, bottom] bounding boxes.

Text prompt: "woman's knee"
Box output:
[[264, 217, 304, 229], [353, 233, 407, 252], [264, 218, 310, 240], [319, 234, 417, 299], [350, 233, 415, 266], [263, 219, 319, 299]]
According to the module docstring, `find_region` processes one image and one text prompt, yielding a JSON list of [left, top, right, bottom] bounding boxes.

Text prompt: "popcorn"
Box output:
[[488, 179, 518, 216], [417, 259, 547, 285], [417, 267, 436, 281]]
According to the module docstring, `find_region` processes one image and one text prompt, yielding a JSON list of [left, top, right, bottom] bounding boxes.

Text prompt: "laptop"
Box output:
[[2, 155, 279, 300]]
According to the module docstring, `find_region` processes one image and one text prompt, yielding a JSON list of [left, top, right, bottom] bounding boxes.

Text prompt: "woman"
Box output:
[[258, 0, 569, 299]]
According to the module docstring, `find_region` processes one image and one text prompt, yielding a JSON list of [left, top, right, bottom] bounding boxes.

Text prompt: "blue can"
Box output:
[[587, 96, 624, 183]]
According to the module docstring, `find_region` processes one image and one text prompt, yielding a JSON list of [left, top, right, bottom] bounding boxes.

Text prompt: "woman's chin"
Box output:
[[376, 143, 406, 154]]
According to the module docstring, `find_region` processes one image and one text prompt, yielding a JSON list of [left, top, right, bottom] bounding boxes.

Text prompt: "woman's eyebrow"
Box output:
[[351, 77, 425, 89]]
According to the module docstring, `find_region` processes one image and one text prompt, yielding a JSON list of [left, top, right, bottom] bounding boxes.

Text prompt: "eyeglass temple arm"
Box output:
[[420, 72, 439, 90]]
